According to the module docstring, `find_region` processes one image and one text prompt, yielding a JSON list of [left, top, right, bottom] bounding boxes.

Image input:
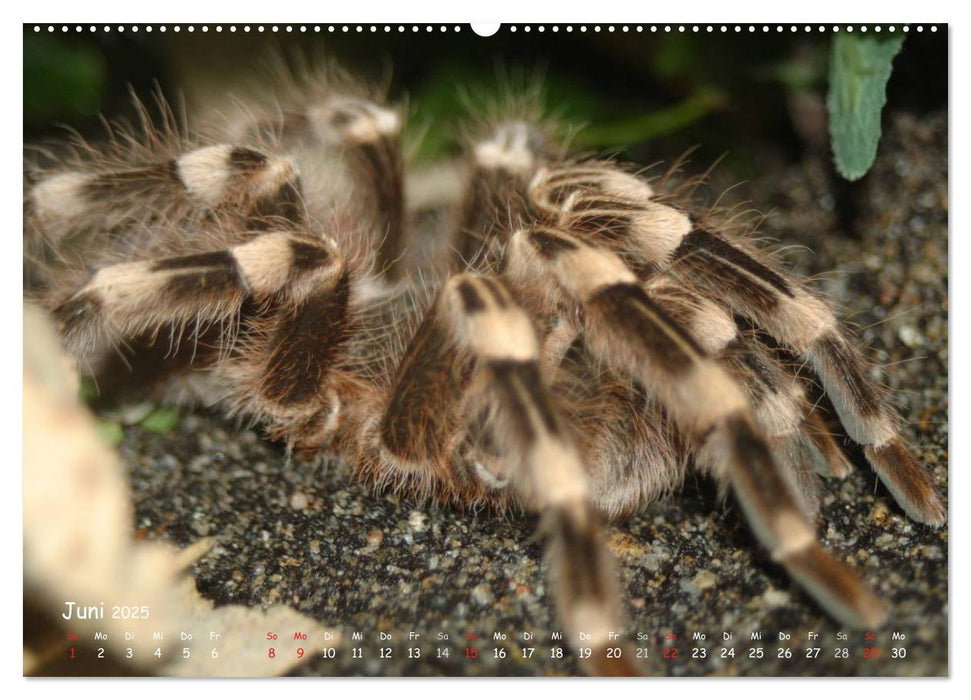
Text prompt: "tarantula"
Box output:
[[24, 68, 945, 676]]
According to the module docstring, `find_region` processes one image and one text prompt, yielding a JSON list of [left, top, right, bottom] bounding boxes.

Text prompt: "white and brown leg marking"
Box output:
[[643, 277, 829, 517], [308, 97, 406, 279], [53, 231, 350, 451], [528, 164, 670, 278], [509, 226, 886, 628], [377, 273, 635, 674], [453, 123, 546, 270], [375, 297, 474, 493], [28, 144, 304, 252], [176, 144, 305, 225], [230, 240, 352, 452], [717, 335, 828, 517], [671, 228, 944, 525], [529, 163, 944, 526]]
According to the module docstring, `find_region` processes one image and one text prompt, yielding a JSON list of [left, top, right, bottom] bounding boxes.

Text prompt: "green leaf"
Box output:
[[139, 407, 181, 434], [827, 32, 905, 181]]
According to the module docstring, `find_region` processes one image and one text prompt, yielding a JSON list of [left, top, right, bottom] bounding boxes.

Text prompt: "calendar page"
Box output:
[[22, 18, 948, 679]]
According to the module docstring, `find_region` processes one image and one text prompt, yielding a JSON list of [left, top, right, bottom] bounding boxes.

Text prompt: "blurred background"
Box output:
[[24, 25, 946, 179]]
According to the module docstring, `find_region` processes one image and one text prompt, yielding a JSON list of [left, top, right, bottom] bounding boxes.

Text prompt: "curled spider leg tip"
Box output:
[[804, 422, 855, 480], [779, 543, 888, 630], [864, 440, 946, 527], [821, 450, 855, 481]]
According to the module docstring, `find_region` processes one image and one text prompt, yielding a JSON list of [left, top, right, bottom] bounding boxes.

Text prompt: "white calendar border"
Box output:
[[4, 1, 961, 696]]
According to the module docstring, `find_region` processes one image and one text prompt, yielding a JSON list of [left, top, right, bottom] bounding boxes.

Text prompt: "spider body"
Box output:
[[24, 75, 944, 676]]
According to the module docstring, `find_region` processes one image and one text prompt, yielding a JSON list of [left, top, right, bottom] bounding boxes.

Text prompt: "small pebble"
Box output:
[[472, 584, 494, 606], [762, 588, 791, 608], [898, 325, 923, 347], [290, 491, 309, 510], [408, 510, 429, 532], [693, 570, 718, 590], [870, 502, 890, 525]]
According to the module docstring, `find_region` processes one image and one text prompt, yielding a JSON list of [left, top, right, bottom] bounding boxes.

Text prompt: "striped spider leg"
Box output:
[[50, 226, 351, 454], [528, 163, 945, 527], [227, 85, 407, 281], [505, 226, 886, 629], [306, 96, 406, 280], [453, 121, 550, 272], [365, 273, 637, 675], [26, 116, 305, 286]]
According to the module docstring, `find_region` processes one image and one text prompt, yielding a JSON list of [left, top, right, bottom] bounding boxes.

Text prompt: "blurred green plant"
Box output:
[[139, 406, 181, 434], [827, 32, 905, 181], [80, 378, 181, 438], [571, 88, 726, 150], [406, 62, 727, 161], [24, 33, 106, 124], [93, 419, 124, 447]]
